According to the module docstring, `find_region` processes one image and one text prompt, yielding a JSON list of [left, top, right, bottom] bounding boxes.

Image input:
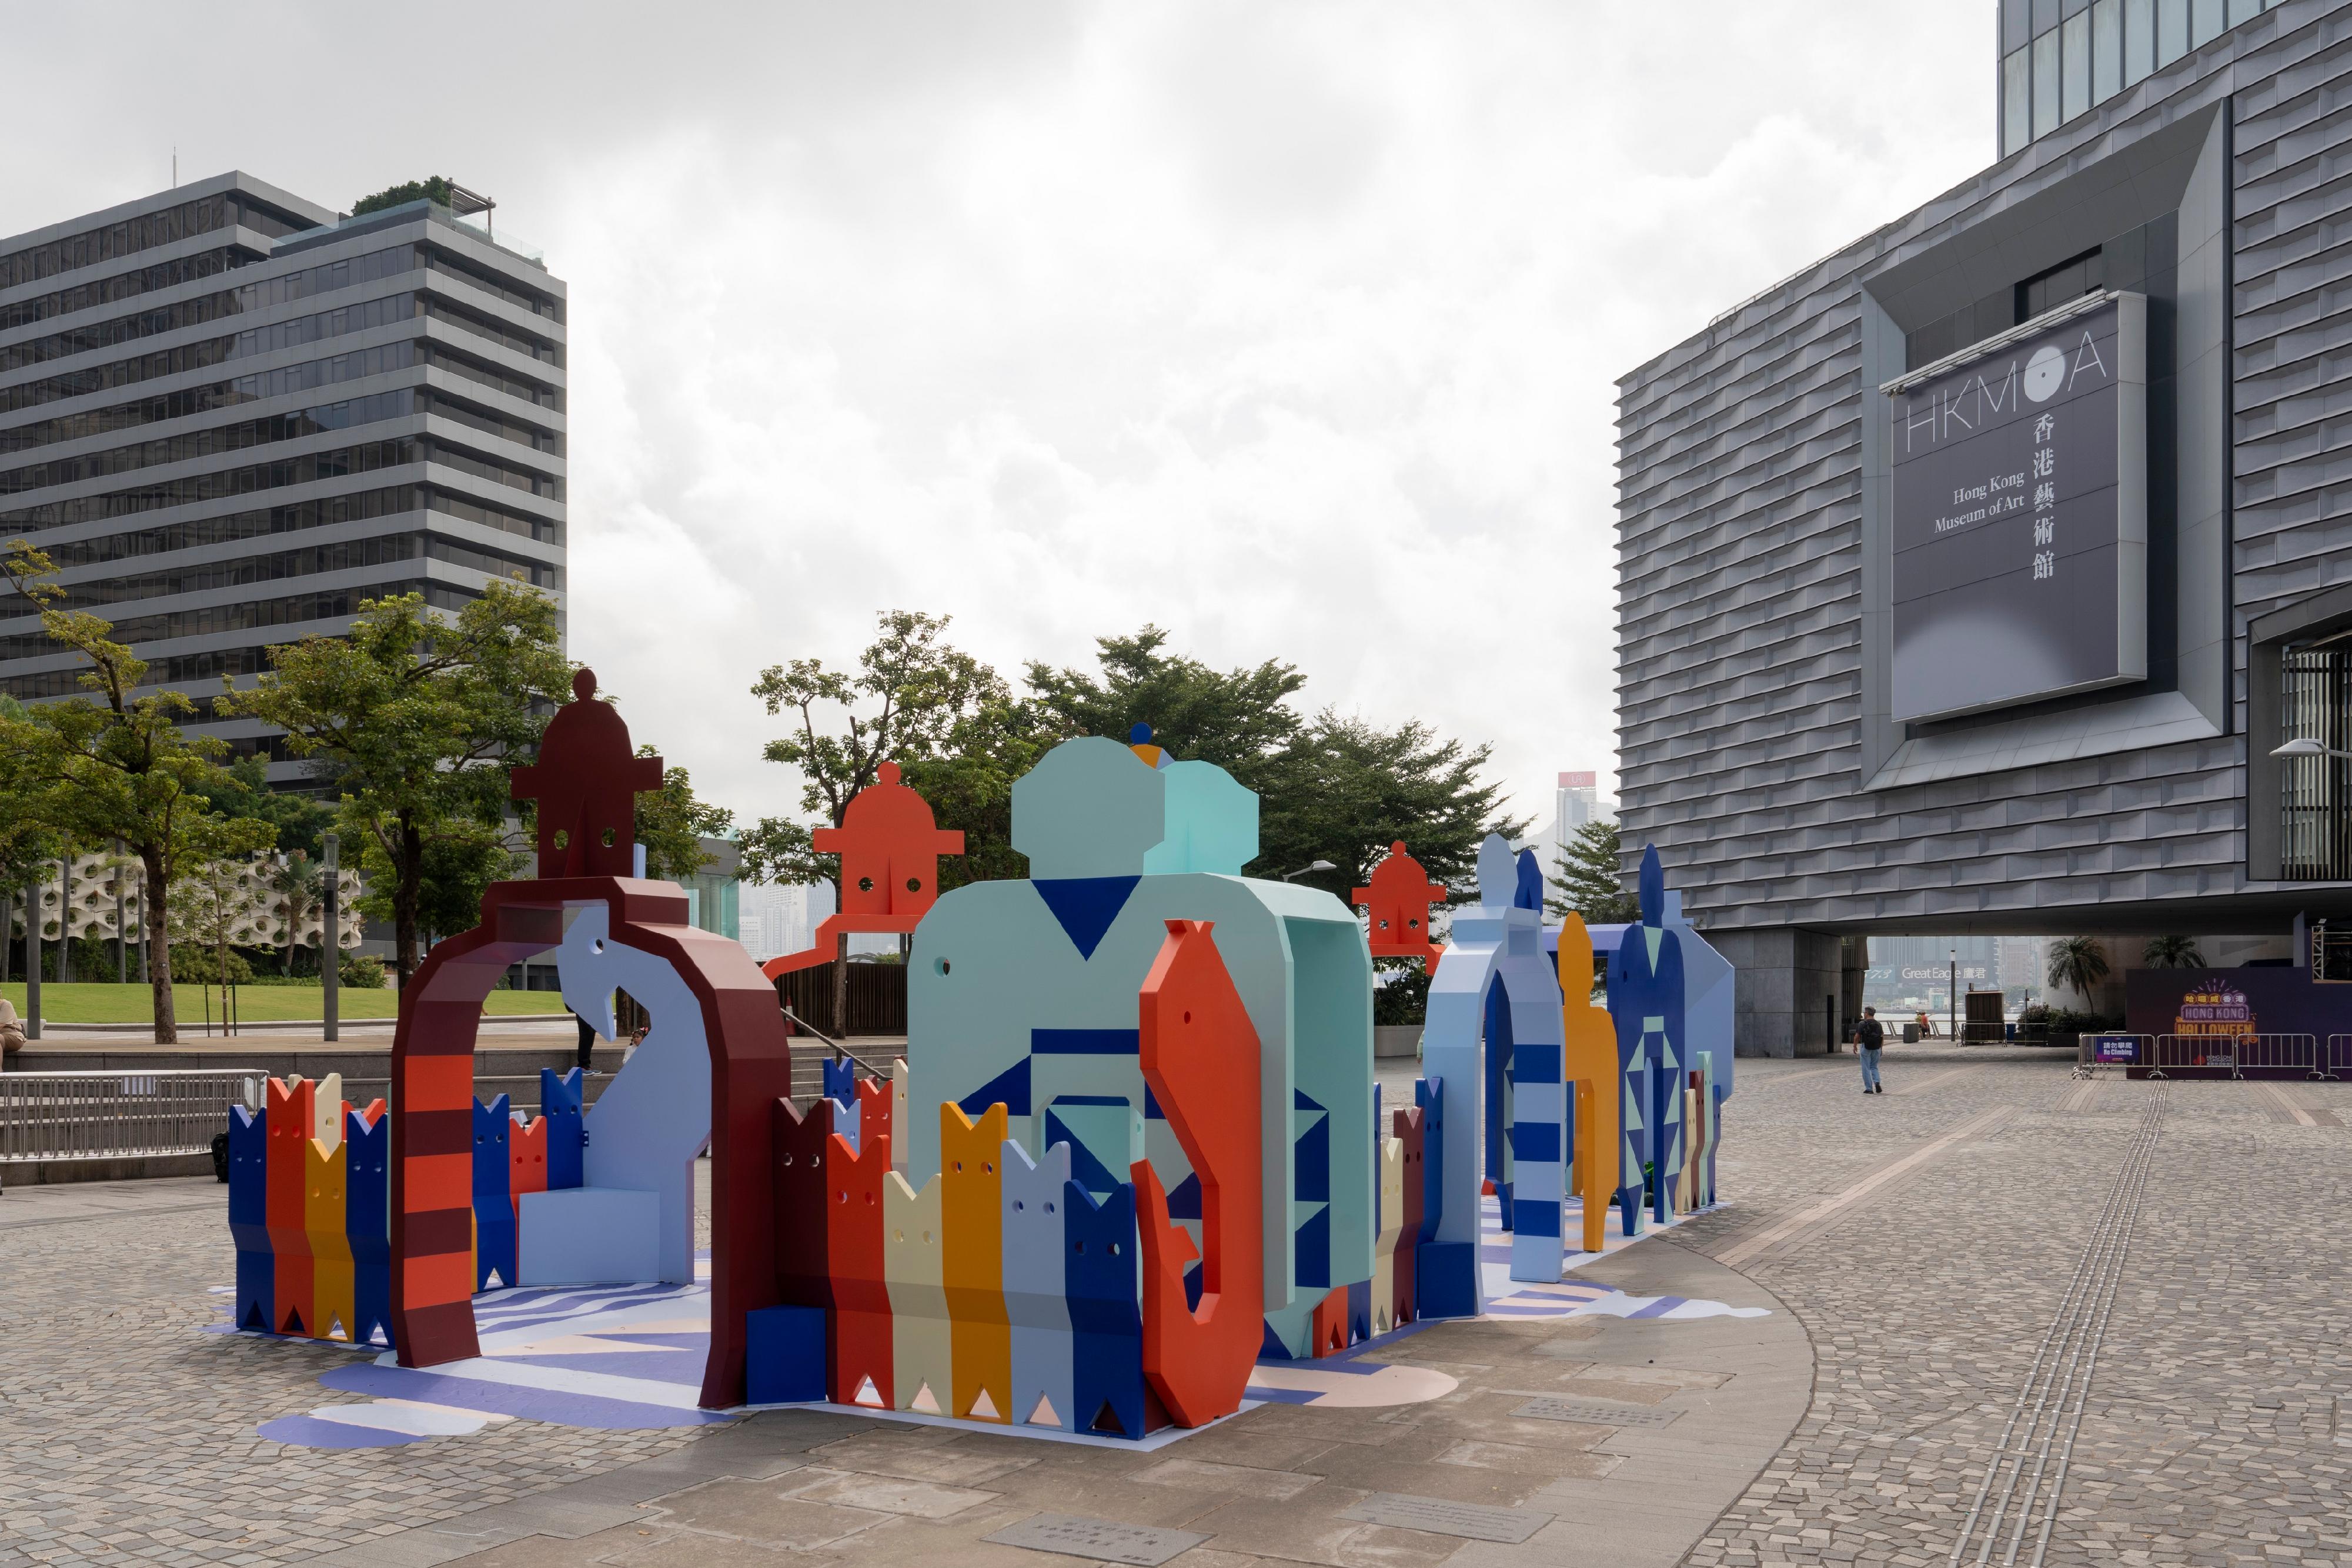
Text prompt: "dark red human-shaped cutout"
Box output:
[[1353, 840, 1446, 964], [765, 760, 965, 978], [509, 668, 663, 880]]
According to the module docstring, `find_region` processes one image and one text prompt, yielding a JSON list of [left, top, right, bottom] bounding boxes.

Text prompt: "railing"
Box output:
[[2324, 1035, 2352, 1081], [2147, 1034, 2320, 1080], [0, 1069, 265, 1164]]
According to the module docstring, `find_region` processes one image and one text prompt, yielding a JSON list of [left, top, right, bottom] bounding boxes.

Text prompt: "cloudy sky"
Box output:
[[7, 2, 1990, 831]]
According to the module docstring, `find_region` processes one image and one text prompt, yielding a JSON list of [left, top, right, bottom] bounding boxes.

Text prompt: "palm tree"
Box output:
[[2047, 935, 2110, 1003], [2141, 934, 2205, 969], [265, 851, 326, 976]]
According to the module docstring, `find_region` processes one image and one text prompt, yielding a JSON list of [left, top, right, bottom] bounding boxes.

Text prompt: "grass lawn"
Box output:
[[0, 982, 562, 1025]]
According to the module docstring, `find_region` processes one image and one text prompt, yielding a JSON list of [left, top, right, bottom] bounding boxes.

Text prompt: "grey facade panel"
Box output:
[[1617, 1, 2352, 941]]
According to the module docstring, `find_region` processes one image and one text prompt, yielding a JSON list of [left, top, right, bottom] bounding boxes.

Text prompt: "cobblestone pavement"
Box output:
[[1672, 1045, 2352, 1568], [5, 1045, 2342, 1566]]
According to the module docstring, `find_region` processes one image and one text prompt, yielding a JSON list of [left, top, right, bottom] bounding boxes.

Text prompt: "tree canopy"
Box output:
[[218, 583, 573, 985], [352, 176, 458, 216], [1546, 818, 1637, 927], [633, 745, 737, 884], [744, 616, 1521, 908], [1, 542, 270, 1039]]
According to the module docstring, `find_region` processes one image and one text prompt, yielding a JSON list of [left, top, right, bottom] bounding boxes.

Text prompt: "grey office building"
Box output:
[[1616, 1, 2352, 1054], [0, 172, 564, 778]]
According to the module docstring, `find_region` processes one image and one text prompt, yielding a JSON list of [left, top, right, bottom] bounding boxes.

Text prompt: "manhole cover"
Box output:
[[1338, 1492, 1553, 1544], [1512, 1397, 1681, 1429], [985, 1513, 1211, 1566]]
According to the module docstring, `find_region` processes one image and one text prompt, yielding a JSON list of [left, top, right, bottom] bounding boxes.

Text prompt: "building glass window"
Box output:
[[2005, 0, 2033, 50], [2004, 47, 2033, 155], [2034, 28, 2062, 138], [2124, 0, 2154, 81], [2227, 0, 2257, 19], [2190, 0, 2223, 44], [2157, 0, 2187, 63], [2063, 11, 2092, 119], [2093, 0, 2122, 101], [2033, 0, 2061, 31]]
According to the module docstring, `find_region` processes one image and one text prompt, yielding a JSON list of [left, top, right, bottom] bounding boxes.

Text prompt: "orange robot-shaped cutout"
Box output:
[[811, 761, 965, 929], [1352, 841, 1446, 964]]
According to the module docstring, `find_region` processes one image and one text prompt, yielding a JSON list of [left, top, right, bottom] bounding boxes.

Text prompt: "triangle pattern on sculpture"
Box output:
[[1091, 1400, 1127, 1435], [851, 1375, 884, 1407], [968, 1388, 1001, 1422], [1031, 875, 1141, 960], [911, 1383, 943, 1415], [1024, 1392, 1061, 1428]]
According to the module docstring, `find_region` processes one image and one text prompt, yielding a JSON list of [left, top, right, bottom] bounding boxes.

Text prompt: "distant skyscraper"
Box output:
[[1517, 769, 1615, 912], [0, 172, 566, 778]]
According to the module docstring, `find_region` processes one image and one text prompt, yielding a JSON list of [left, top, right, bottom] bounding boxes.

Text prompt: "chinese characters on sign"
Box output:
[[2032, 412, 2056, 580]]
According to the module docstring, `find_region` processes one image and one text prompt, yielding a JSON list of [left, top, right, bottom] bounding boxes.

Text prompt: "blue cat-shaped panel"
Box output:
[[1064, 1177, 1147, 1439]]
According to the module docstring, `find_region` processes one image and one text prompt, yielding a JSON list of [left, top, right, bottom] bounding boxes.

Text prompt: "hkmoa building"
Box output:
[[1617, 0, 2352, 1054], [0, 172, 566, 779]]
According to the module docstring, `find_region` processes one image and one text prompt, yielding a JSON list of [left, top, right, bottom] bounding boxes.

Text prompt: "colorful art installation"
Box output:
[[900, 730, 1384, 1369], [733, 727, 1491, 1440], [385, 670, 794, 1409], [227, 1067, 583, 1347], [760, 760, 964, 980], [225, 681, 1736, 1442]]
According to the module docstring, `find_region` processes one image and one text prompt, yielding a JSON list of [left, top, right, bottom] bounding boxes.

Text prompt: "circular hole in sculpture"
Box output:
[[906, 877, 920, 892], [934, 957, 951, 977], [1074, 1241, 1086, 1253], [1110, 1242, 1121, 1256], [602, 828, 616, 847], [553, 829, 569, 850], [1045, 1201, 1056, 1214], [857, 876, 874, 892]]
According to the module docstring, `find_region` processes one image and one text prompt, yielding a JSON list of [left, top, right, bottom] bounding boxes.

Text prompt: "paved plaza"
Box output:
[[3, 1045, 2346, 1566]]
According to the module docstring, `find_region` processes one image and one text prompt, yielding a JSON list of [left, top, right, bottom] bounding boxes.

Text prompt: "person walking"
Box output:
[[1857, 1005, 1885, 1094]]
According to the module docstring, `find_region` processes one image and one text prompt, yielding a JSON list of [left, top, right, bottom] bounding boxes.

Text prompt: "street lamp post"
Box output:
[[1949, 947, 1957, 1043], [1281, 860, 1338, 882], [25, 877, 41, 1042], [322, 832, 339, 1045]]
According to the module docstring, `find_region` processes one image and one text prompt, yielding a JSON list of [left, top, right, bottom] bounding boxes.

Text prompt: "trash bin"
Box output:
[[1902, 1023, 1920, 1044]]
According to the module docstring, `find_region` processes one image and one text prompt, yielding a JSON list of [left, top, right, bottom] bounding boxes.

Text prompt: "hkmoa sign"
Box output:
[[1884, 293, 2149, 723]]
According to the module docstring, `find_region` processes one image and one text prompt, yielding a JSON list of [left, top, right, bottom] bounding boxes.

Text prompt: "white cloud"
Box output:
[[2, 1, 1990, 831]]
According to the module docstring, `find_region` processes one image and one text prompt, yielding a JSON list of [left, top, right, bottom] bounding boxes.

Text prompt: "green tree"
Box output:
[[193, 754, 338, 858], [1255, 711, 1517, 897], [740, 610, 1010, 886], [2141, 934, 2205, 969], [1, 544, 270, 1040], [1546, 819, 1638, 927], [218, 584, 574, 986], [741, 610, 1014, 1021], [2047, 934, 2111, 1001], [1026, 626, 1305, 780], [1025, 628, 1517, 896], [352, 176, 457, 216], [633, 745, 737, 883]]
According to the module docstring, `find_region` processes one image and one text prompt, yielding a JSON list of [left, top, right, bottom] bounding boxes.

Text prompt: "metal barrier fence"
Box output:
[[2147, 1034, 2321, 1079], [0, 1069, 265, 1164], [2324, 1035, 2352, 1081]]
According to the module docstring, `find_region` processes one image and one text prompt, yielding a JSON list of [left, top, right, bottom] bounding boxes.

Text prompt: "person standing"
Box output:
[[1857, 1006, 1885, 1094]]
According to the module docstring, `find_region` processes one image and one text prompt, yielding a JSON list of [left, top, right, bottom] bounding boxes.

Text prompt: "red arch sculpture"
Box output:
[[387, 672, 793, 1410]]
